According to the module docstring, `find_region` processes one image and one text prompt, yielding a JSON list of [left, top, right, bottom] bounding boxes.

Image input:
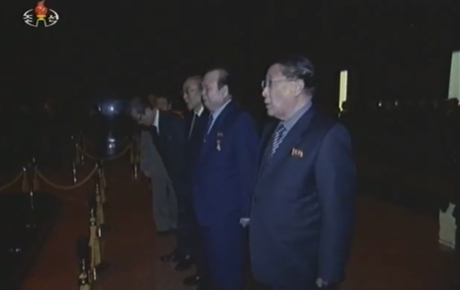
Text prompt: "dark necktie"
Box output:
[[260, 124, 286, 171], [188, 113, 197, 139], [205, 114, 214, 135]]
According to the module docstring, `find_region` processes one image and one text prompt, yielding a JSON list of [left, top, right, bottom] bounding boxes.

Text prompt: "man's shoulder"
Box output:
[[318, 111, 348, 132], [309, 111, 351, 145], [223, 109, 256, 131]]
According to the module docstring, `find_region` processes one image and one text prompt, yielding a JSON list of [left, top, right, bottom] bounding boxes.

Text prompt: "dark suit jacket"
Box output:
[[148, 110, 186, 190], [192, 100, 259, 226], [184, 109, 209, 194], [250, 106, 356, 290]]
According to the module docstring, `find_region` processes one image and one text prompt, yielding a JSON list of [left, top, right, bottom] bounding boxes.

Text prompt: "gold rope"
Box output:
[[22, 169, 29, 192], [0, 171, 23, 193], [36, 165, 98, 190]]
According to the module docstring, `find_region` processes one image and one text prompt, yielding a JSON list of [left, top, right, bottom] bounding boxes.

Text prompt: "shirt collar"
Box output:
[[280, 101, 312, 131], [194, 105, 204, 117], [153, 108, 160, 127], [211, 99, 232, 120]]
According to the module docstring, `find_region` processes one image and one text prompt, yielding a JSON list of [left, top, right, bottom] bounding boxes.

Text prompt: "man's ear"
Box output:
[[293, 79, 305, 96], [221, 85, 229, 97]]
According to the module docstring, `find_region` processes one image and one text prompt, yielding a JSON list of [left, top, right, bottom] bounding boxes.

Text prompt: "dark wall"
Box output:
[[2, 0, 459, 107]]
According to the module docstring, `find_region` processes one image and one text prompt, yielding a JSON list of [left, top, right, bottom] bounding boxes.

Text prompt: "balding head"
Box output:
[[202, 68, 232, 112], [183, 75, 203, 111]]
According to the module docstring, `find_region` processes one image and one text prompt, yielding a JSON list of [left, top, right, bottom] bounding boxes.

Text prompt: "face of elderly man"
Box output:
[[202, 69, 229, 112], [262, 63, 308, 120], [183, 77, 202, 111]]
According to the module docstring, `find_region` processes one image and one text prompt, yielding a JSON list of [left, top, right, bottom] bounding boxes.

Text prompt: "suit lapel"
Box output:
[[185, 113, 194, 139], [258, 107, 316, 181], [257, 119, 278, 175], [198, 101, 236, 160], [158, 111, 169, 139]]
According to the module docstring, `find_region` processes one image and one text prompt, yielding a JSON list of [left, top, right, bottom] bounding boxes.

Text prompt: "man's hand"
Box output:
[[239, 218, 250, 227]]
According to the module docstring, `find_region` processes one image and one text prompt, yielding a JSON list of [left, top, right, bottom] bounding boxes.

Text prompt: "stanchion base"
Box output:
[[95, 261, 111, 275]]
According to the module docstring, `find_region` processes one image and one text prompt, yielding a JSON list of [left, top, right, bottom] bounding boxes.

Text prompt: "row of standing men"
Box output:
[[132, 55, 356, 290]]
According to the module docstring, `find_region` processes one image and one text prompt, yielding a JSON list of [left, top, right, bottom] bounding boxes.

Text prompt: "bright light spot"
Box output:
[[339, 70, 348, 111]]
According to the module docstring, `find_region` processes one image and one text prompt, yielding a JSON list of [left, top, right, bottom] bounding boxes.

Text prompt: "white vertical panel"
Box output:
[[339, 70, 348, 111], [448, 51, 460, 101]]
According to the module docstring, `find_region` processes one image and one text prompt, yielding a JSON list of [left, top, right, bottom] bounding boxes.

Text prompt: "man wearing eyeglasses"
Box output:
[[249, 55, 356, 290]]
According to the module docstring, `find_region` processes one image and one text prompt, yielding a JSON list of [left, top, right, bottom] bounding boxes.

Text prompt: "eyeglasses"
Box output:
[[261, 79, 292, 89]]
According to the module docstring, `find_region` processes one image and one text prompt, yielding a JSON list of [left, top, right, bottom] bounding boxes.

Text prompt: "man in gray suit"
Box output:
[[132, 98, 186, 234]]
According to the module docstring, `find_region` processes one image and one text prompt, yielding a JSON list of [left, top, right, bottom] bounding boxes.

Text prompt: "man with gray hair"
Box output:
[[250, 55, 356, 290]]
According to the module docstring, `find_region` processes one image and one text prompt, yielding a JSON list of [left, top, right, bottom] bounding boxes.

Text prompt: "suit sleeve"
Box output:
[[233, 113, 259, 218], [315, 123, 356, 284], [173, 116, 187, 176]]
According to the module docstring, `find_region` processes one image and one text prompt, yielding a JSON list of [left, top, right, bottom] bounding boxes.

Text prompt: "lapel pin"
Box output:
[[216, 132, 223, 151], [291, 148, 304, 158]]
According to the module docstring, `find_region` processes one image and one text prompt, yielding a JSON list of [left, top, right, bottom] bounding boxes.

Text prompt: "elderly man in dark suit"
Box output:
[[160, 76, 210, 288], [249, 55, 356, 290], [193, 68, 259, 290]]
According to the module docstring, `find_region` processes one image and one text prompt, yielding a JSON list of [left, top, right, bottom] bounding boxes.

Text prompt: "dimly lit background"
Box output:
[[3, 0, 460, 109], [1, 2, 460, 289]]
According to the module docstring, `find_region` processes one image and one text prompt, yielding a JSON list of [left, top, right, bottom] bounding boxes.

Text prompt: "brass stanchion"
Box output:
[[97, 162, 107, 203], [98, 161, 107, 189], [26, 190, 37, 229], [76, 236, 93, 290], [73, 136, 81, 166], [88, 197, 109, 278], [72, 161, 77, 184], [22, 167, 29, 193], [95, 183, 105, 227], [80, 133, 86, 166], [133, 161, 139, 181], [88, 201, 101, 280], [132, 138, 140, 181], [32, 158, 39, 191], [81, 150, 85, 166]]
